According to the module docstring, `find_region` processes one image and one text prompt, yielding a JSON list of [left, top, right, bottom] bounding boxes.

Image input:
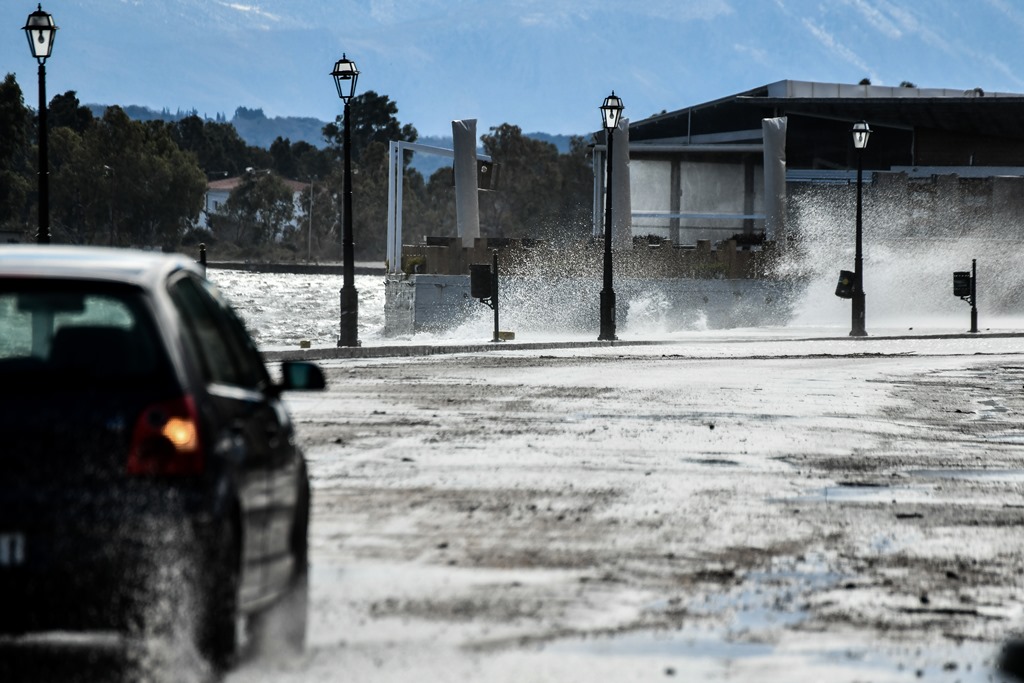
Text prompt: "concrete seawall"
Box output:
[[207, 261, 385, 276], [384, 273, 800, 337]]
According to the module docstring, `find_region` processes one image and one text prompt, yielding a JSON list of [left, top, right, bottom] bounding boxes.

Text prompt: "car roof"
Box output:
[[0, 245, 204, 289]]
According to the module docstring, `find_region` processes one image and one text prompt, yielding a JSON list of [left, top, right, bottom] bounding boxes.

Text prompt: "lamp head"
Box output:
[[331, 54, 359, 103], [600, 92, 624, 132], [852, 120, 871, 150], [23, 4, 57, 63]]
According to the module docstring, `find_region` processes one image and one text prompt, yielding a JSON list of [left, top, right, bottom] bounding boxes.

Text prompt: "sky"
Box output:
[[2, 0, 1024, 138]]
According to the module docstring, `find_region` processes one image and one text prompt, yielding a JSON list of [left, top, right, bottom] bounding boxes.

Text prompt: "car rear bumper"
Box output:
[[0, 484, 220, 635]]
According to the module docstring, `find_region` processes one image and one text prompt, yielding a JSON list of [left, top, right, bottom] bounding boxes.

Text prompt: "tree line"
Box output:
[[0, 73, 594, 261]]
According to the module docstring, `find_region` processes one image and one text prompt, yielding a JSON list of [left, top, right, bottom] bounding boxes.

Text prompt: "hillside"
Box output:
[[86, 104, 579, 177]]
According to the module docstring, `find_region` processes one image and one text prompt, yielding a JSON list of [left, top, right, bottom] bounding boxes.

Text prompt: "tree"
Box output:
[[49, 125, 102, 244], [294, 180, 337, 260], [554, 136, 595, 243], [291, 140, 332, 182], [0, 73, 33, 235], [349, 140, 392, 259], [215, 171, 295, 246], [265, 137, 333, 182], [170, 114, 262, 178], [49, 107, 206, 247], [270, 136, 297, 179], [320, 91, 420, 260], [48, 91, 94, 133], [400, 166, 449, 249], [323, 90, 418, 164], [480, 123, 562, 238]]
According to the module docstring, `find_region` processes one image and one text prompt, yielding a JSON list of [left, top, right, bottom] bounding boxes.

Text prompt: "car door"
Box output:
[[214, 303, 303, 598], [166, 273, 284, 608]]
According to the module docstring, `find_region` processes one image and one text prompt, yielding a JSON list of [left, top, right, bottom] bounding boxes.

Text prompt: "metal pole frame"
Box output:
[[471, 251, 503, 343], [970, 258, 979, 334], [385, 141, 493, 275], [850, 149, 866, 337], [599, 127, 617, 341], [37, 61, 49, 245], [338, 99, 359, 347], [491, 251, 500, 343]]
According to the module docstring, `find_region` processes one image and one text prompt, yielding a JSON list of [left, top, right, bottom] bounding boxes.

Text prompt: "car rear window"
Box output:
[[0, 279, 173, 389]]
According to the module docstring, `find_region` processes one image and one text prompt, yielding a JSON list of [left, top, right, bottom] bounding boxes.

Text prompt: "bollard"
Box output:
[[198, 243, 207, 277]]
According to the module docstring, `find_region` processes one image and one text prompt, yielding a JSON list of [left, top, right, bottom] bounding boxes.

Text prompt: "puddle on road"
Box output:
[[549, 630, 1002, 682], [984, 431, 1024, 445], [775, 469, 1024, 509], [692, 458, 741, 467], [551, 554, 850, 671], [550, 628, 774, 662], [554, 558, 1000, 682], [975, 397, 1011, 421], [910, 469, 1024, 482], [779, 483, 934, 505]]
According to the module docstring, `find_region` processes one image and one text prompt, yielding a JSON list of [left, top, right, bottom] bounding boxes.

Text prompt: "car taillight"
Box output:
[[127, 396, 204, 476]]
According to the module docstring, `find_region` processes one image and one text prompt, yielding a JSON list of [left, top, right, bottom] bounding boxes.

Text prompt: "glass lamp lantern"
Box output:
[[600, 92, 624, 132], [331, 55, 359, 103], [852, 120, 872, 150], [23, 4, 57, 63]]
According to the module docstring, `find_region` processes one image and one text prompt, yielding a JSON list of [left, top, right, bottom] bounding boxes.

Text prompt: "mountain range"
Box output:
[[85, 102, 574, 177]]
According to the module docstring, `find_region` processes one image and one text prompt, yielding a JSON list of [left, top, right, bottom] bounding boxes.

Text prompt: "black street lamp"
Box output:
[[23, 4, 57, 245], [850, 120, 871, 337], [331, 54, 359, 347], [599, 91, 624, 341]]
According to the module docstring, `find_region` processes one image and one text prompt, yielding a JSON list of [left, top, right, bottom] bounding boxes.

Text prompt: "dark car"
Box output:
[[0, 246, 324, 678]]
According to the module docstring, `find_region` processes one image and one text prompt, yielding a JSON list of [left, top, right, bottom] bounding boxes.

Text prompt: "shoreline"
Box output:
[[207, 260, 385, 276]]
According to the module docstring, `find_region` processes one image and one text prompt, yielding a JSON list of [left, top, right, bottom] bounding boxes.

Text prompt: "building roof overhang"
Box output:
[[740, 96, 1024, 139], [626, 80, 1024, 143]]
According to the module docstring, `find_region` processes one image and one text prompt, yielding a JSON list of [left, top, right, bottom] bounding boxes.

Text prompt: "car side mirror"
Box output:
[[279, 360, 326, 391]]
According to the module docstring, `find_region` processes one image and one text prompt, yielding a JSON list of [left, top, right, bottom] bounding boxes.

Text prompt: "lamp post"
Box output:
[[23, 4, 57, 245], [599, 92, 624, 341], [331, 54, 359, 347], [850, 120, 871, 337]]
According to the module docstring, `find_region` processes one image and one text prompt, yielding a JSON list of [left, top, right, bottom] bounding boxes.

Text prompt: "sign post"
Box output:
[[953, 260, 978, 334], [471, 251, 502, 343]]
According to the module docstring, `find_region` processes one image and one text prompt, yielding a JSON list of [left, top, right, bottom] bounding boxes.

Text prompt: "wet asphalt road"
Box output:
[[228, 335, 1024, 682], [8, 335, 1024, 682]]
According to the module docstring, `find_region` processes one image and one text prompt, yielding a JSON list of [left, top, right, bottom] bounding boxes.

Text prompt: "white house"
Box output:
[[199, 171, 310, 235]]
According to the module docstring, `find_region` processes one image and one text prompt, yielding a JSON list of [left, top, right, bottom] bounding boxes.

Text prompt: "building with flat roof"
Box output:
[[598, 80, 1024, 246]]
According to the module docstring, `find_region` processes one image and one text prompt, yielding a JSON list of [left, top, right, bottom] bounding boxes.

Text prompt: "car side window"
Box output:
[[168, 274, 268, 391]]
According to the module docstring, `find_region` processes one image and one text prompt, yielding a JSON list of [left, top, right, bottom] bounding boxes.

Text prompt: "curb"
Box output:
[[263, 339, 670, 362], [262, 331, 1024, 362]]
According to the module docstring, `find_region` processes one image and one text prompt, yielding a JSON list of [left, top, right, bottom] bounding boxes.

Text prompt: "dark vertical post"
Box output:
[[339, 98, 359, 347], [37, 61, 49, 244], [851, 148, 866, 336], [599, 130, 617, 341], [491, 251, 500, 343], [970, 258, 978, 334], [669, 159, 681, 244], [106, 165, 115, 246]]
